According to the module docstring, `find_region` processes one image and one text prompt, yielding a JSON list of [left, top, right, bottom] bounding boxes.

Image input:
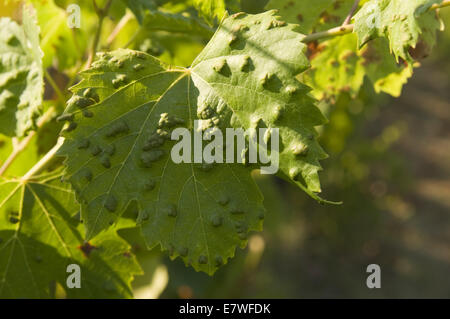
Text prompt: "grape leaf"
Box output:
[[0, 6, 43, 137], [303, 33, 413, 100], [121, 0, 158, 24], [57, 11, 332, 275], [265, 0, 355, 34], [353, 0, 444, 62], [0, 171, 141, 298]]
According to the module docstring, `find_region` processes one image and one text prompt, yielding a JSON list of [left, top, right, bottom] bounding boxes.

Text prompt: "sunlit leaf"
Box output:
[[57, 11, 332, 275], [353, 0, 444, 61], [0, 6, 43, 137]]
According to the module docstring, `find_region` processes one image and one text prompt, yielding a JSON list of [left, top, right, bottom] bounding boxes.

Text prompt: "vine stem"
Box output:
[[302, 0, 450, 43], [301, 24, 354, 43], [85, 0, 113, 69], [431, 0, 450, 10], [0, 107, 56, 177], [21, 137, 64, 181]]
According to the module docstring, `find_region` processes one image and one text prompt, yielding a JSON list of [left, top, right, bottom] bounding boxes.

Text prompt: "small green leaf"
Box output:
[[0, 5, 43, 137], [353, 0, 444, 62]]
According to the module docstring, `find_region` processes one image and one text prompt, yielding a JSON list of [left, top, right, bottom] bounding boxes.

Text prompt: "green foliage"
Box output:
[[33, 0, 94, 70], [141, 9, 214, 38], [0, 0, 448, 298], [121, 0, 158, 24], [191, 0, 227, 24], [353, 0, 444, 62], [305, 34, 365, 100], [57, 11, 332, 274], [0, 133, 40, 176], [57, 50, 266, 275], [267, 0, 416, 100], [304, 34, 413, 100], [265, 0, 354, 33], [0, 6, 43, 137], [0, 170, 141, 298], [266, 0, 334, 33]]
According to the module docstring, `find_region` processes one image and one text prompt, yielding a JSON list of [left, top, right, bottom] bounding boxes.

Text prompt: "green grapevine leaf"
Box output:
[[304, 34, 413, 100], [190, 0, 227, 24], [265, 0, 334, 33], [58, 49, 266, 275], [57, 11, 332, 275], [0, 171, 141, 298], [265, 0, 355, 34], [353, 0, 444, 62], [0, 6, 43, 137]]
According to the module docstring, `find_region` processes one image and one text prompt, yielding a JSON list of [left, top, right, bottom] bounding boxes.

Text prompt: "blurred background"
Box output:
[[1, 0, 449, 298]]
